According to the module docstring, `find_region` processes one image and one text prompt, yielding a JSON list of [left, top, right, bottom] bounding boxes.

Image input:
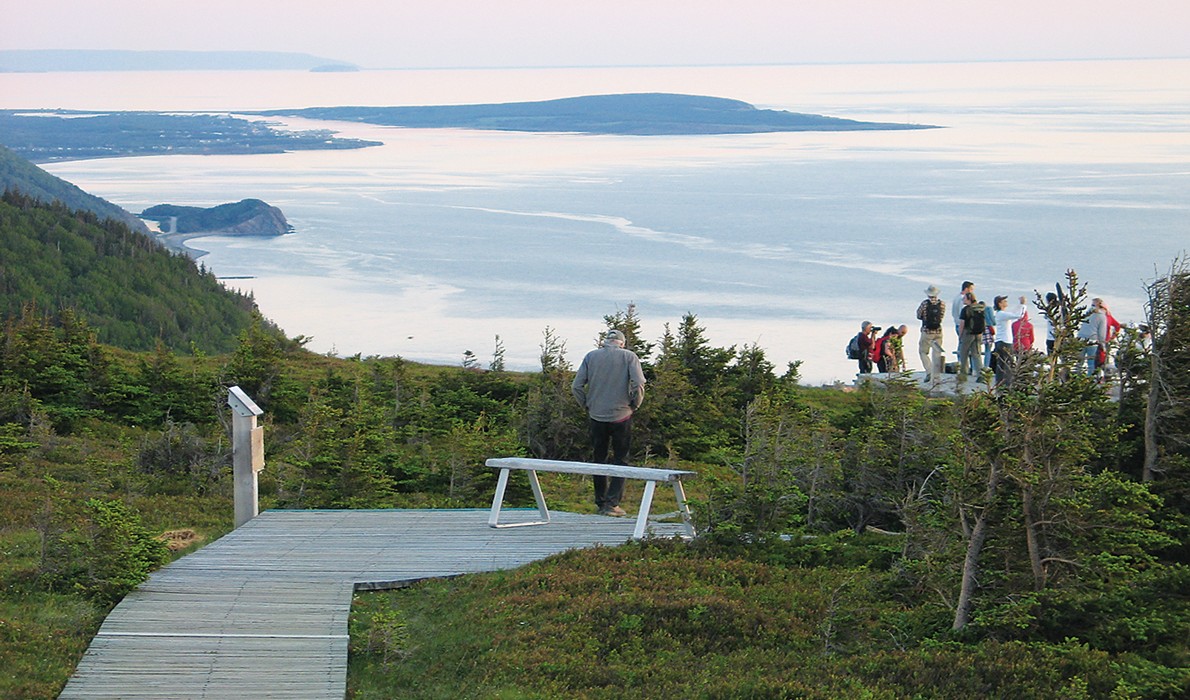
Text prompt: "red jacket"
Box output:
[[871, 336, 885, 362]]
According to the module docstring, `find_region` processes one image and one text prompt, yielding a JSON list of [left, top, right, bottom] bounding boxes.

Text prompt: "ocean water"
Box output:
[[4, 60, 1189, 383]]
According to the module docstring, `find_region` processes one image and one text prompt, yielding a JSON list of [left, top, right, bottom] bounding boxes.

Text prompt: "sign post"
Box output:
[[228, 386, 265, 528]]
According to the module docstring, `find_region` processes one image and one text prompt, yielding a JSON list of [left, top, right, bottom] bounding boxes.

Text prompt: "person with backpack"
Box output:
[[952, 280, 975, 347], [849, 321, 876, 374], [957, 292, 987, 382], [915, 285, 947, 383]]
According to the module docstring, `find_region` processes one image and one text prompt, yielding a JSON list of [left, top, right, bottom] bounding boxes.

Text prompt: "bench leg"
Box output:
[[487, 468, 511, 527], [633, 480, 658, 539], [673, 479, 696, 538], [489, 468, 551, 529], [527, 469, 549, 519]]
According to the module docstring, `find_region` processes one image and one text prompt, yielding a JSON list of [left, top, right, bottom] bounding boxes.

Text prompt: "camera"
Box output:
[[871, 326, 882, 332]]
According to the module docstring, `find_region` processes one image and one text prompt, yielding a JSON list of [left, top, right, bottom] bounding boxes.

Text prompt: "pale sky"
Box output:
[[3, 0, 1188, 68]]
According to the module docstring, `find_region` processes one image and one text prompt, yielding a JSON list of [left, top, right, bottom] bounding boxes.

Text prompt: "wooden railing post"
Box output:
[[228, 386, 265, 528]]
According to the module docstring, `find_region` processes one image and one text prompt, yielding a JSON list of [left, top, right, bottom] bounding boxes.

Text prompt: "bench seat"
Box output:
[[486, 457, 696, 539]]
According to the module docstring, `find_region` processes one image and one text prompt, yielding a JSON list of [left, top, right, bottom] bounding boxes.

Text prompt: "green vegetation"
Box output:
[[0, 191, 265, 353], [344, 274, 1189, 698], [0, 193, 1186, 696], [349, 541, 1183, 699], [141, 199, 293, 235]]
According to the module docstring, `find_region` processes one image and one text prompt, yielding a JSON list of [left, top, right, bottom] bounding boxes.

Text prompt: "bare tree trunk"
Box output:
[[954, 509, 990, 631], [954, 458, 1001, 631], [1143, 278, 1165, 483], [1141, 256, 1189, 482], [1143, 370, 1160, 482], [1022, 485, 1046, 589]]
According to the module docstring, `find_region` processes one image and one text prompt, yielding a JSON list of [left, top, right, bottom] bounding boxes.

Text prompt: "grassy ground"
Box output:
[[345, 539, 1163, 700], [0, 426, 234, 699], [0, 409, 711, 698], [0, 532, 102, 698]]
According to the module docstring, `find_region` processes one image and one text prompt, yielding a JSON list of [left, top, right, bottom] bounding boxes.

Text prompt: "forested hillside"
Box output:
[[0, 144, 147, 232], [0, 190, 266, 353]]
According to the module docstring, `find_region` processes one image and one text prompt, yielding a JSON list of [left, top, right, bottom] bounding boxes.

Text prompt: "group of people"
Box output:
[[853, 280, 1129, 386], [570, 286, 1134, 517], [853, 322, 911, 375]]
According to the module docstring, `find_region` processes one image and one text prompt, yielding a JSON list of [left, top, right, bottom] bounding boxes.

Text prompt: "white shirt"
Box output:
[[994, 304, 1026, 344], [952, 293, 967, 326]]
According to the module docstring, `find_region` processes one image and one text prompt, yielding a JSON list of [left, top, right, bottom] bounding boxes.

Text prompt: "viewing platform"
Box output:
[[60, 508, 689, 698]]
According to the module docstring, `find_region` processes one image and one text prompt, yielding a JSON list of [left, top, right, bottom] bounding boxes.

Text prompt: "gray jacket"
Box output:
[[1078, 309, 1108, 344], [571, 341, 646, 423]]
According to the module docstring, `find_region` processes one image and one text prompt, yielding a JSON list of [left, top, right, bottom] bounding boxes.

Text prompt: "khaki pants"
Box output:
[[918, 331, 945, 380]]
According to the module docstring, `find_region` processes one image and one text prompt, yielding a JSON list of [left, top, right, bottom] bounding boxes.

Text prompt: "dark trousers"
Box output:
[[993, 341, 1014, 385], [589, 417, 631, 508]]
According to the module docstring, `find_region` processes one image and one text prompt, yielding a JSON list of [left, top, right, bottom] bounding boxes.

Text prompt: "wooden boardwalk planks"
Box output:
[[59, 508, 686, 698]]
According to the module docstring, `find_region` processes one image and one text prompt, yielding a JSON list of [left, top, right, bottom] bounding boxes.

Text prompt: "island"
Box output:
[[141, 199, 292, 257], [256, 93, 938, 135]]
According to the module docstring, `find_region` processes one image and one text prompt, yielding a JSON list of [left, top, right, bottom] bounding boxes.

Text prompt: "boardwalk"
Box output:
[[60, 508, 688, 698]]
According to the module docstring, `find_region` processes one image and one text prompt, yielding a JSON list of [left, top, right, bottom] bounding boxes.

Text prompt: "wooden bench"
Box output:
[[486, 457, 696, 540]]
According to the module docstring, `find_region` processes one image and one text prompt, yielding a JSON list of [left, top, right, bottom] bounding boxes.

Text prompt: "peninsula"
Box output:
[[257, 93, 938, 135], [0, 111, 380, 163], [141, 199, 291, 257]]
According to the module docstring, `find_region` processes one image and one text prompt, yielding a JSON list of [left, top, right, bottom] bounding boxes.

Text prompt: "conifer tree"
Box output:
[[602, 302, 654, 360]]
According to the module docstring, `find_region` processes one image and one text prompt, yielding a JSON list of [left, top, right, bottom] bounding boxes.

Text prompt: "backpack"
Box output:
[[964, 303, 987, 335], [1013, 313, 1035, 351], [922, 299, 944, 331], [846, 333, 862, 360], [871, 336, 885, 362]]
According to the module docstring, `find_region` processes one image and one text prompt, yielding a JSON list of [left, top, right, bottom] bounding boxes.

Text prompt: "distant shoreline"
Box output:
[[0, 49, 355, 73]]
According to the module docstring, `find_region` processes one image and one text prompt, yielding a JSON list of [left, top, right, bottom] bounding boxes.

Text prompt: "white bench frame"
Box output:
[[486, 457, 696, 540]]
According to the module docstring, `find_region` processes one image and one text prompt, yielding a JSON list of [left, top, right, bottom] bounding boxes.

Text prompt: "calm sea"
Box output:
[[4, 61, 1189, 383]]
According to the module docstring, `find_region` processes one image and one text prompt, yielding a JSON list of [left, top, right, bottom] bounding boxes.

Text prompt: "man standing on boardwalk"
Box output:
[[916, 285, 947, 384], [572, 329, 647, 517]]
